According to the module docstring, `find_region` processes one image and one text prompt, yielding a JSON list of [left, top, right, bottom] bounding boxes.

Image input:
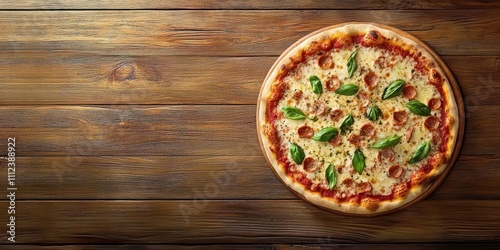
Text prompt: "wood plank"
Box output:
[[0, 155, 497, 200], [0, 200, 498, 244], [2, 0, 498, 10], [0, 156, 295, 200], [0, 245, 269, 250], [275, 243, 500, 250], [0, 243, 498, 250], [0, 55, 263, 105], [0, 54, 497, 105], [429, 155, 500, 200], [0, 105, 260, 157], [444, 56, 500, 107], [0, 105, 497, 156], [0, 10, 498, 56]]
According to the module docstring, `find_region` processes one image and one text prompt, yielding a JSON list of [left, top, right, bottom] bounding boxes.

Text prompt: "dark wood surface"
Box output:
[[0, 1, 499, 249]]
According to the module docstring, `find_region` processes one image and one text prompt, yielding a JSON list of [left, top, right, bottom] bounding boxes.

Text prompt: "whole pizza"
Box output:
[[257, 23, 463, 215]]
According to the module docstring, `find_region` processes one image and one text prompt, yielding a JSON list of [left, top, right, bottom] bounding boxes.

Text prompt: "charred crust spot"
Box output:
[[361, 197, 379, 212], [320, 39, 332, 51], [411, 171, 426, 186], [264, 124, 278, 146], [289, 51, 304, 64], [364, 30, 384, 46], [304, 41, 321, 56], [429, 69, 443, 85], [393, 183, 409, 198]]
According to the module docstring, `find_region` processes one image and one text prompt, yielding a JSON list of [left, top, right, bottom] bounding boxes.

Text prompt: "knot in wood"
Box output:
[[110, 63, 136, 82]]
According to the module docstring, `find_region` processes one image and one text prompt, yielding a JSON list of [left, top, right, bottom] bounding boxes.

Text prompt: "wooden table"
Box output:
[[0, 1, 499, 249]]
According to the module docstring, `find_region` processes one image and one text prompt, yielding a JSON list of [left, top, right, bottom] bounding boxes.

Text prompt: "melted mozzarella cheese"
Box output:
[[275, 45, 440, 196]]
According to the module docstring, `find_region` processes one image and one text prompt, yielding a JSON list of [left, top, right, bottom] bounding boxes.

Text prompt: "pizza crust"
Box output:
[[257, 23, 461, 215]]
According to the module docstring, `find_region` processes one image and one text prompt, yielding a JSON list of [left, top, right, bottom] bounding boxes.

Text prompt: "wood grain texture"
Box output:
[[0, 105, 259, 156], [0, 105, 498, 156], [0, 155, 497, 200], [0, 246, 271, 250], [0, 10, 498, 56], [0, 200, 498, 244], [0, 156, 296, 200], [274, 243, 500, 250], [0, 243, 498, 249], [0, 54, 497, 105], [0, 54, 262, 105], [2, 0, 499, 10], [0, 2, 498, 247]]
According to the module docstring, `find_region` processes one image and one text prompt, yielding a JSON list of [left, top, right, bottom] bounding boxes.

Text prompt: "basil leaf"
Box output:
[[339, 114, 354, 132], [406, 100, 431, 116], [366, 104, 382, 121], [282, 106, 307, 120], [382, 79, 405, 100], [370, 135, 401, 149], [347, 48, 358, 78], [348, 61, 357, 78], [335, 84, 359, 96], [409, 141, 431, 164], [309, 75, 323, 96], [289, 143, 305, 165], [312, 127, 339, 142], [325, 163, 336, 190], [352, 149, 366, 174], [348, 48, 358, 61]]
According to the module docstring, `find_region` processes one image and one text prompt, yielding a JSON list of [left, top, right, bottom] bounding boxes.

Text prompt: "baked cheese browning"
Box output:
[[268, 31, 448, 201]]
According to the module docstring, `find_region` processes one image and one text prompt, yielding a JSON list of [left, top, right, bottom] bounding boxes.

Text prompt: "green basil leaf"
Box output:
[[370, 135, 401, 149], [347, 48, 358, 78], [366, 104, 382, 121], [289, 143, 305, 165], [382, 79, 405, 100], [325, 163, 336, 190], [309, 75, 323, 96], [339, 114, 354, 132], [335, 84, 359, 96], [281, 106, 307, 120], [348, 48, 358, 61], [347, 60, 357, 78], [312, 127, 339, 142], [406, 100, 431, 116], [352, 149, 366, 174], [409, 141, 431, 164]]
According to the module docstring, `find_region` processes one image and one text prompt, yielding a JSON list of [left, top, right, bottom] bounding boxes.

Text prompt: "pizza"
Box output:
[[257, 23, 462, 215]]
